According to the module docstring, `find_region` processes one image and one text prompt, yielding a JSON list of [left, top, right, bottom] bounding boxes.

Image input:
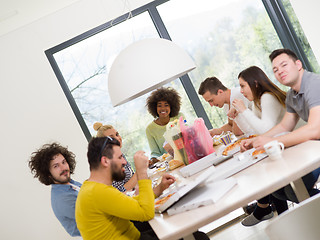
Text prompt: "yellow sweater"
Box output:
[[75, 179, 155, 240]]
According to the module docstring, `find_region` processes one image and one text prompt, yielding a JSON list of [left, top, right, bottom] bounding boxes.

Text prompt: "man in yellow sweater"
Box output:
[[75, 136, 175, 240]]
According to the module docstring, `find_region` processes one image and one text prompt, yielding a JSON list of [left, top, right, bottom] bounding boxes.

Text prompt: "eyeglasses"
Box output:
[[99, 136, 114, 160]]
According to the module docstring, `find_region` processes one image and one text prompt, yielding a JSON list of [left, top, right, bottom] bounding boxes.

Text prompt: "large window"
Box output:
[[46, 0, 318, 164], [157, 0, 283, 127]]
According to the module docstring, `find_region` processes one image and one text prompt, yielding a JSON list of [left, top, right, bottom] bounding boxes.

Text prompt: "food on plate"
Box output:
[[158, 153, 171, 162], [168, 159, 184, 170], [149, 158, 160, 166], [222, 135, 257, 156], [222, 140, 241, 156], [212, 135, 222, 146], [155, 193, 175, 206], [252, 149, 266, 156]]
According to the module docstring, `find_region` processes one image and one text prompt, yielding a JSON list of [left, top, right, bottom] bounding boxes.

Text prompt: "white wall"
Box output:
[[290, 0, 320, 63], [0, 0, 152, 239]]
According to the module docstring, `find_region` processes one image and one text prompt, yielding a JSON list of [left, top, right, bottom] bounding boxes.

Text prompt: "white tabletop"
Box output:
[[149, 140, 320, 240]]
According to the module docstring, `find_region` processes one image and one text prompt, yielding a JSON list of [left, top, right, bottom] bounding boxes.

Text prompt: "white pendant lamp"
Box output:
[[108, 38, 196, 107]]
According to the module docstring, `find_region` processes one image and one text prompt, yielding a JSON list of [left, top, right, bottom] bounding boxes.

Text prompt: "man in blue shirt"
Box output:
[[28, 142, 81, 237]]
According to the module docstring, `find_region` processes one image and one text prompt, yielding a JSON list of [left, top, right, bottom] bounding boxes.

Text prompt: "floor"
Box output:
[[208, 214, 272, 240], [200, 201, 296, 240], [205, 197, 305, 240]]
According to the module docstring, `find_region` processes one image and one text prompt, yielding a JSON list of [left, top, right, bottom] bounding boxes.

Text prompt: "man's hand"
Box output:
[[252, 136, 274, 150], [240, 138, 254, 152], [209, 128, 222, 137], [160, 173, 175, 190], [133, 151, 149, 180], [153, 173, 176, 197]]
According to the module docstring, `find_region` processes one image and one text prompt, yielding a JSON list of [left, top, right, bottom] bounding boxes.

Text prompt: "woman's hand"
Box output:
[[232, 99, 247, 113], [227, 108, 238, 120]]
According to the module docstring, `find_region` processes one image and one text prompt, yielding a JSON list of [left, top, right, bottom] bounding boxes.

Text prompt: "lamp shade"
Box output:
[[108, 38, 196, 107]]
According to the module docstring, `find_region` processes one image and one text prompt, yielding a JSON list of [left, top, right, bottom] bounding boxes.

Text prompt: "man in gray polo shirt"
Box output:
[[241, 48, 320, 219]]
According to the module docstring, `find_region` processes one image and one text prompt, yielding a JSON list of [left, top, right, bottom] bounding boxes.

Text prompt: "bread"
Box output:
[[222, 135, 257, 156], [252, 149, 265, 156], [168, 159, 184, 170]]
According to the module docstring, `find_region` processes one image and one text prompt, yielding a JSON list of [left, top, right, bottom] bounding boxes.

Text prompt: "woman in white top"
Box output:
[[231, 66, 288, 227], [231, 66, 286, 135]]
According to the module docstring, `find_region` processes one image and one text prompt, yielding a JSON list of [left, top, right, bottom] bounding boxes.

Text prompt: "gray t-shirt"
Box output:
[[286, 70, 320, 122]]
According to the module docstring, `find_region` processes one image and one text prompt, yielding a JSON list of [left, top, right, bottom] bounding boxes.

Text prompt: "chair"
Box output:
[[265, 193, 320, 240]]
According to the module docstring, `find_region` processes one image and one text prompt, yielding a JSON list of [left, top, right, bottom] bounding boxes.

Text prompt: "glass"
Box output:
[[53, 11, 198, 165], [280, 0, 320, 73], [157, 0, 283, 128], [54, 12, 159, 165]]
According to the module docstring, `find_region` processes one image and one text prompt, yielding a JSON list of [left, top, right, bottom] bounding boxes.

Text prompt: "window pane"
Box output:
[[157, 0, 283, 128], [281, 0, 320, 73]]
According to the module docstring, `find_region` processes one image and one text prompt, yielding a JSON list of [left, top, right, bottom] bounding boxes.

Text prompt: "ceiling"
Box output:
[[0, 0, 81, 37]]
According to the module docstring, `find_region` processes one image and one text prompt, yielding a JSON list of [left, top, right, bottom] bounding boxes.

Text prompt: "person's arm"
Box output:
[[231, 119, 244, 136], [52, 191, 81, 236], [153, 173, 176, 197], [97, 151, 155, 221], [241, 111, 299, 151], [257, 106, 320, 148], [209, 121, 233, 136], [123, 173, 137, 191], [236, 94, 284, 135], [146, 126, 162, 158]]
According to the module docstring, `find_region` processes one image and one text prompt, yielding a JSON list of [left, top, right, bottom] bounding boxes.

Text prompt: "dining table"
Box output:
[[148, 140, 320, 240]]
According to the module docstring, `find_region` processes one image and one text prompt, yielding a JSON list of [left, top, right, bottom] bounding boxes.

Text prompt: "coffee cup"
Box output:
[[220, 133, 232, 146], [263, 140, 284, 160]]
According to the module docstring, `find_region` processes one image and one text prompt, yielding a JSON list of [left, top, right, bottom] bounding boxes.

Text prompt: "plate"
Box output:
[[154, 167, 215, 213], [218, 134, 258, 156], [157, 153, 173, 162]]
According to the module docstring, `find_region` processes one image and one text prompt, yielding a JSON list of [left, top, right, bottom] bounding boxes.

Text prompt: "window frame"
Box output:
[[45, 0, 314, 141]]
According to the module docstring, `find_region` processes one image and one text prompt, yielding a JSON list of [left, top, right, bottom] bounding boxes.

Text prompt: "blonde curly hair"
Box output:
[[93, 122, 114, 137]]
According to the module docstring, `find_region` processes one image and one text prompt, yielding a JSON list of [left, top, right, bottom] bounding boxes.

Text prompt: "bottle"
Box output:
[[171, 124, 189, 165]]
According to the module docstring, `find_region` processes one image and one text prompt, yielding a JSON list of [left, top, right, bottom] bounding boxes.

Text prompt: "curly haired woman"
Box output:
[[145, 87, 183, 162]]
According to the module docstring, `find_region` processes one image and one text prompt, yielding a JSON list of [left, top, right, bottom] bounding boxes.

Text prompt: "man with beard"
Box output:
[[28, 142, 82, 237], [75, 137, 176, 240]]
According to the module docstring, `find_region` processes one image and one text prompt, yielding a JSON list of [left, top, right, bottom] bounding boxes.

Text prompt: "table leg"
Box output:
[[182, 234, 196, 240], [290, 178, 310, 202]]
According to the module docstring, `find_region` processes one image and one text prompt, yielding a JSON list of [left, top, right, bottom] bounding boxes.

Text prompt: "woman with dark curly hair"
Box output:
[[145, 87, 183, 161], [28, 142, 81, 237]]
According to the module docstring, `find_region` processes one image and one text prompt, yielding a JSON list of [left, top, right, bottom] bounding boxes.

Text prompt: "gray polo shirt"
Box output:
[[286, 70, 320, 122]]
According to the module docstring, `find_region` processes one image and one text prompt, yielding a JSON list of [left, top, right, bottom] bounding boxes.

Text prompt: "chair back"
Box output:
[[265, 193, 320, 240]]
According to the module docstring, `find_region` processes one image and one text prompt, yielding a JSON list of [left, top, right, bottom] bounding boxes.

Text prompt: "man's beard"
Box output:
[[52, 170, 71, 184], [111, 161, 126, 182]]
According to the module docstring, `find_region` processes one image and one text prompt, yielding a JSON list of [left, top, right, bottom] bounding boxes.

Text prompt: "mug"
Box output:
[[220, 133, 232, 145], [264, 140, 284, 160]]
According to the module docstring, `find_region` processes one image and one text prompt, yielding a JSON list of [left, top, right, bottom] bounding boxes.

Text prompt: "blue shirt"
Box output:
[[51, 179, 82, 237]]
